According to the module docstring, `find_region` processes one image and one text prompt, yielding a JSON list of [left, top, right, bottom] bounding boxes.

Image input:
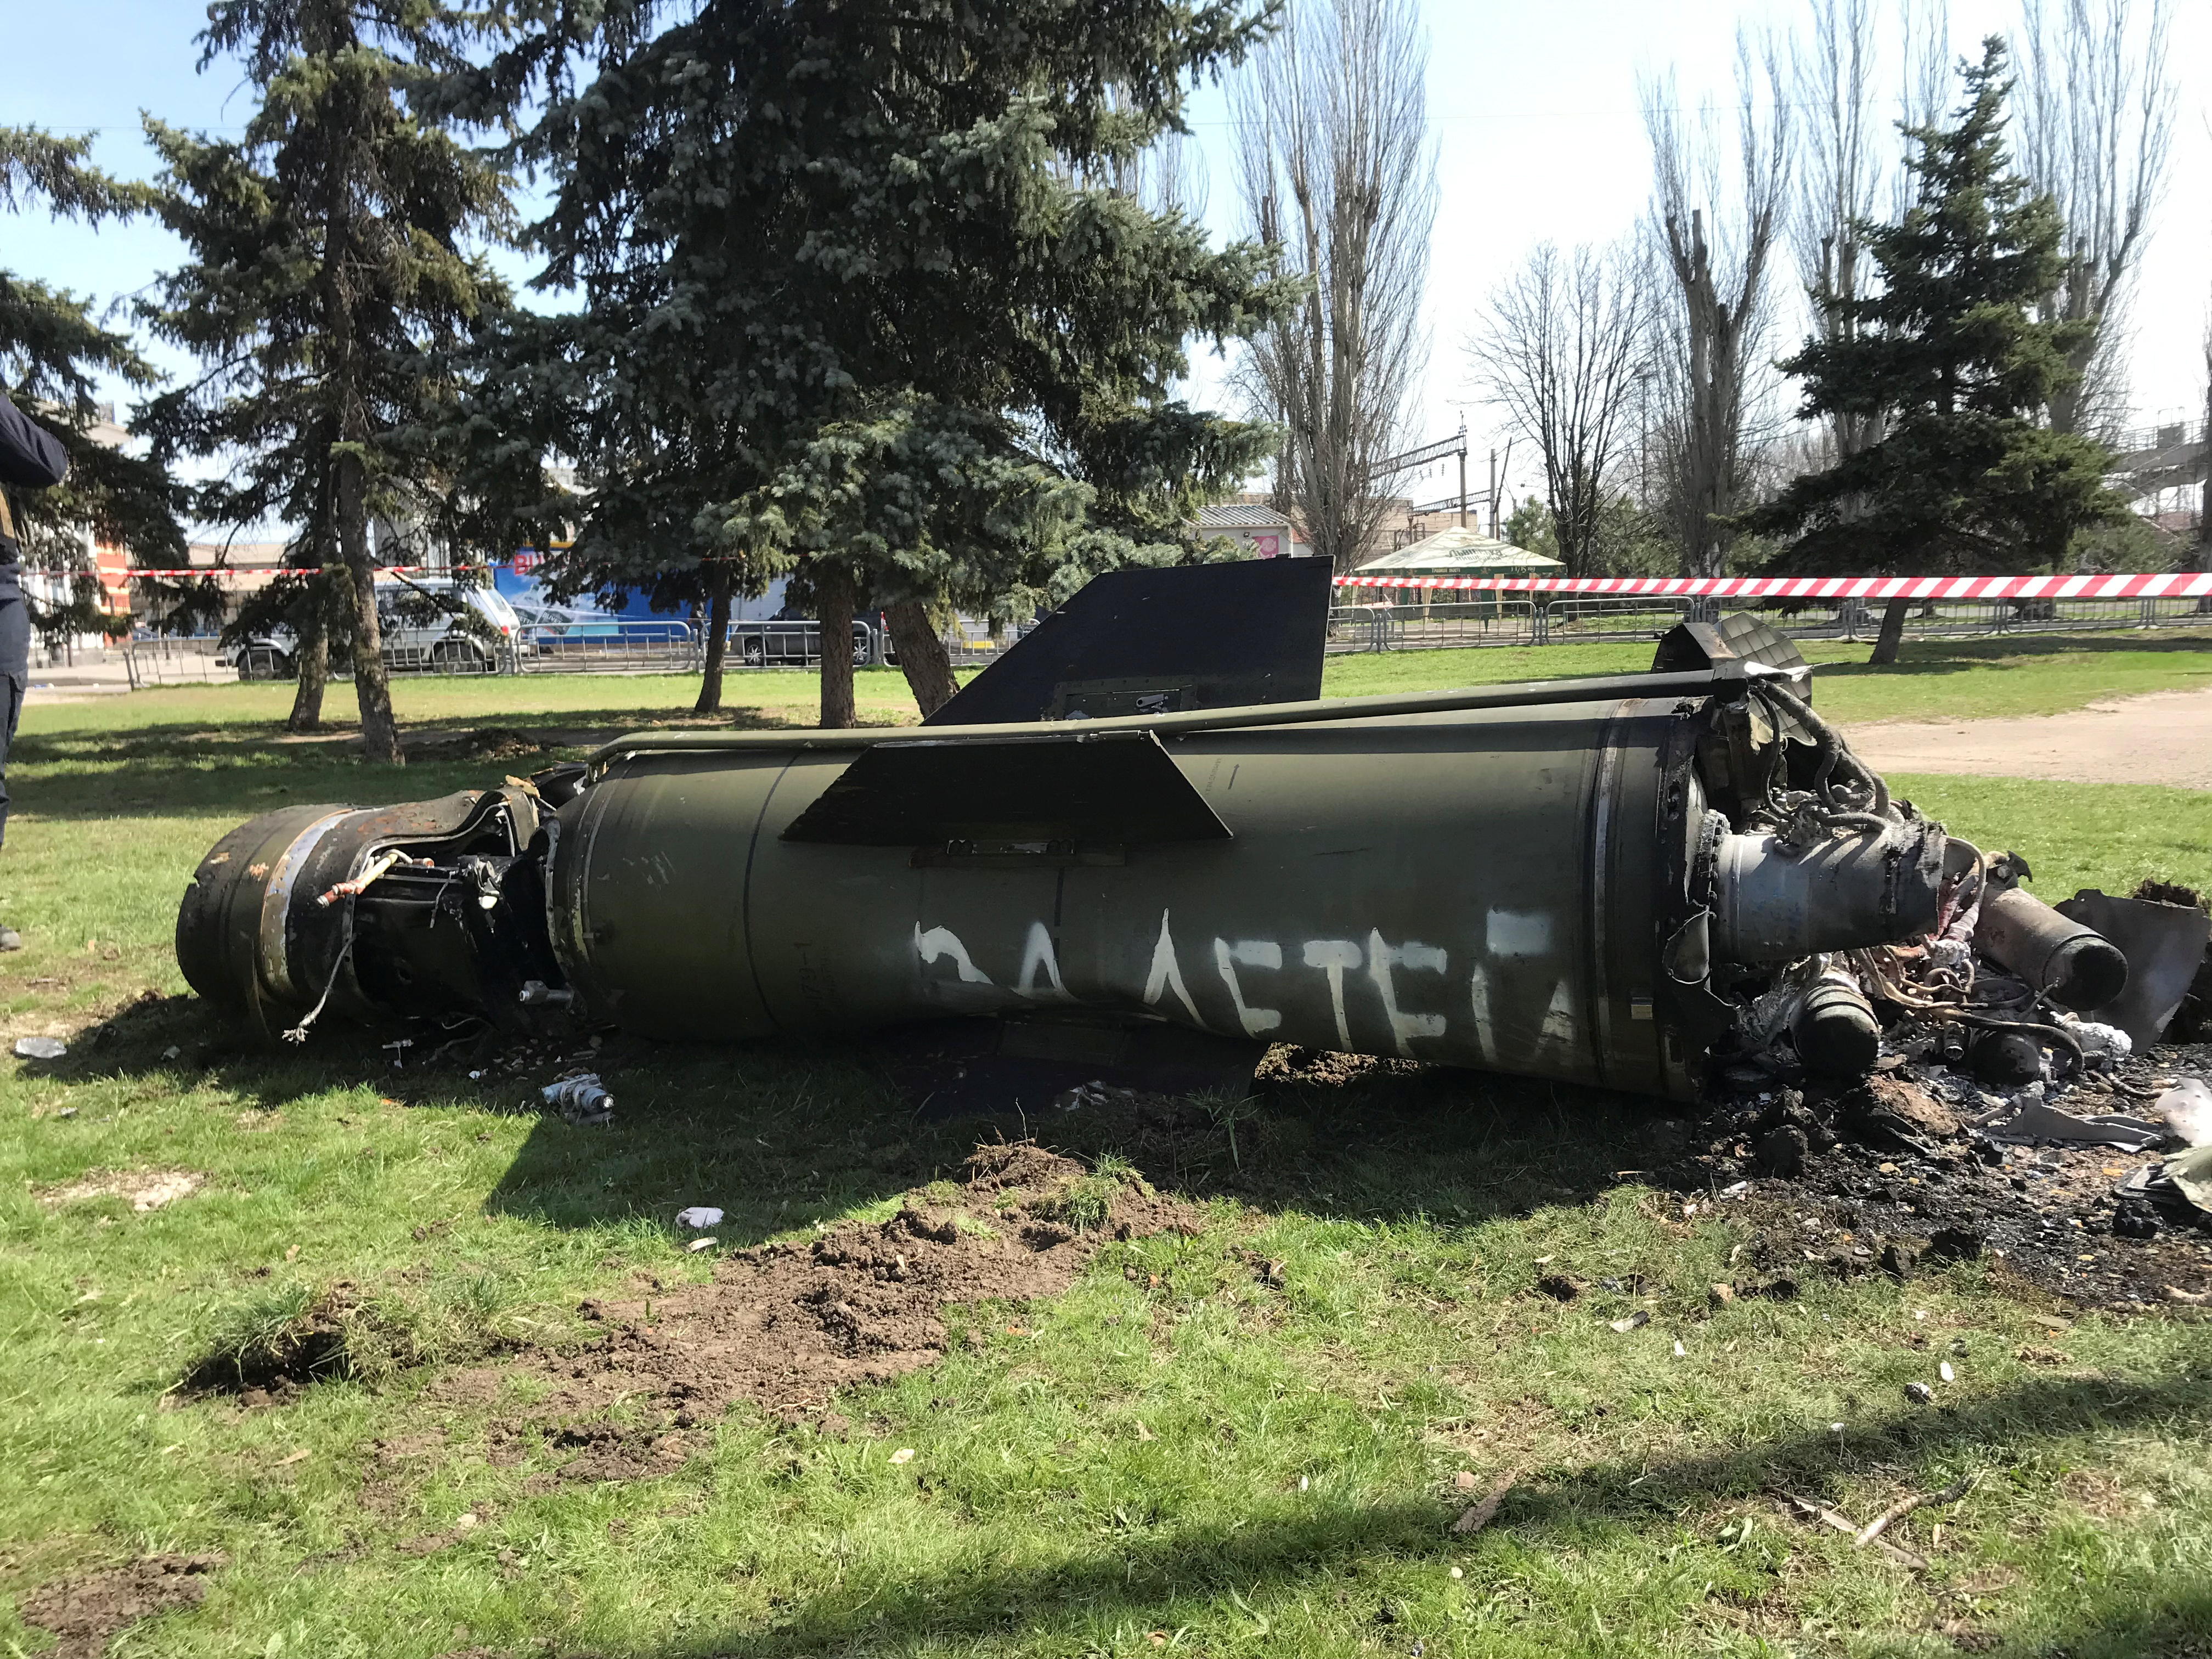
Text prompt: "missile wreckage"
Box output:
[[177, 559, 2175, 1107]]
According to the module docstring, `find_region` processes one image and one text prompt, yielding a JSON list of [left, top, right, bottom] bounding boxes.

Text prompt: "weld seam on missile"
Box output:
[[582, 669, 1750, 771]]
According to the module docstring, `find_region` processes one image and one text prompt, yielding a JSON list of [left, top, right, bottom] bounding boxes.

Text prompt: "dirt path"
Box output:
[[1849, 684, 2212, 790]]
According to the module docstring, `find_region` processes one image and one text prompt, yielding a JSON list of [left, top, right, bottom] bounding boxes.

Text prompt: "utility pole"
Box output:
[[1458, 442, 1468, 529], [1487, 450, 1498, 538]]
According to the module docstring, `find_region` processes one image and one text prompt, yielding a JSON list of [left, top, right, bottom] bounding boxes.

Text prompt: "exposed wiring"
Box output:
[[280, 909, 355, 1043]]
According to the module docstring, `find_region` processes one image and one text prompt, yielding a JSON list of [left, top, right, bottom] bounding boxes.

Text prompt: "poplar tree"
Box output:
[[140, 1, 514, 753], [1751, 38, 2122, 663], [473, 0, 1286, 724], [0, 130, 185, 639]]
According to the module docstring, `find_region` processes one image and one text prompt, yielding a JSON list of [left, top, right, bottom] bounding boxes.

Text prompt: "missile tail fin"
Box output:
[[926, 557, 1334, 726]]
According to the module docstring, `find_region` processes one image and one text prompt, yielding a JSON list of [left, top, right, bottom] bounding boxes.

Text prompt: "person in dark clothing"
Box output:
[[0, 392, 71, 951]]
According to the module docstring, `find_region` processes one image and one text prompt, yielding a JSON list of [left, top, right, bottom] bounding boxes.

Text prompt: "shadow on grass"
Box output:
[[622, 1367, 2212, 1657], [51, 992, 1683, 1247], [1812, 627, 2212, 680], [5, 709, 724, 823], [9, 695, 923, 823]]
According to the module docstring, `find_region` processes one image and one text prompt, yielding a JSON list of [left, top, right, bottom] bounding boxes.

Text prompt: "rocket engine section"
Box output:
[[175, 566, 1967, 1104]]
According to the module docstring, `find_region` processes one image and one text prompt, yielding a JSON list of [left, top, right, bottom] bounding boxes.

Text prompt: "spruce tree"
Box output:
[[139, 1, 515, 752], [0, 131, 185, 639], [471, 0, 1286, 724], [1750, 38, 2123, 664]]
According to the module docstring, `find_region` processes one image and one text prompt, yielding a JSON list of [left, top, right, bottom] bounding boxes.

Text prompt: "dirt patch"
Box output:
[[463, 1143, 1194, 1473], [38, 1169, 203, 1212], [19, 1554, 223, 1658], [1849, 685, 2212, 790], [409, 726, 551, 761], [1255, 1046, 1422, 1089]]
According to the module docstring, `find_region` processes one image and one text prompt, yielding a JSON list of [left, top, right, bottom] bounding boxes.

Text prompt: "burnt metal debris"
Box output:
[[176, 563, 2207, 1158]]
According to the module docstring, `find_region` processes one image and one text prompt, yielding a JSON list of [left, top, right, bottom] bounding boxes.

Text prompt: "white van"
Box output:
[[375, 577, 520, 674], [219, 577, 520, 678]]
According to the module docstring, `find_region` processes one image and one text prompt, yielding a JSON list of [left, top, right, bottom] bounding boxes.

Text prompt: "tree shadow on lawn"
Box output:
[[1811, 627, 2212, 682], [7, 702, 906, 823], [50, 992, 1686, 1246], [633, 1368, 2212, 1657]]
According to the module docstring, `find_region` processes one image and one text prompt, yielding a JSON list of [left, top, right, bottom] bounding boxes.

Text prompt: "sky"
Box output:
[[4, 0, 2206, 524]]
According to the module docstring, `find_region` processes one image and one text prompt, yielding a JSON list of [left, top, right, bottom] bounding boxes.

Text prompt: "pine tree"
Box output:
[[1749, 38, 2124, 664], [472, 0, 1287, 724], [0, 130, 185, 640], [139, 2, 515, 752]]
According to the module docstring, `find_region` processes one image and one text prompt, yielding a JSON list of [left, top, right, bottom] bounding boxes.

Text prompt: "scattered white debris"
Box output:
[[675, 1206, 724, 1229], [889, 1447, 915, 1465], [686, 1238, 718, 1254], [1986, 1099, 2165, 1152], [1609, 1311, 1650, 1334], [1939, 1361, 1955, 1383], [1053, 1079, 1138, 1114], [2153, 1079, 2212, 1148], [13, 1036, 66, 1060], [2059, 1018, 2132, 1068]]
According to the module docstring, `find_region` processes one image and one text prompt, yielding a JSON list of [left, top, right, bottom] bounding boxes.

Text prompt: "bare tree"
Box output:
[[1468, 242, 1646, 579], [2013, 0, 2175, 436], [1643, 35, 1794, 577], [2196, 308, 2210, 577], [1792, 0, 1882, 463], [1899, 0, 1954, 161], [1235, 0, 1436, 573]]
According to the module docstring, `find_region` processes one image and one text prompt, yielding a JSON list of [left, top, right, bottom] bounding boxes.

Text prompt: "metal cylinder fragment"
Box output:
[[1710, 821, 1949, 963], [1972, 884, 2129, 1011], [1791, 974, 1883, 1077]]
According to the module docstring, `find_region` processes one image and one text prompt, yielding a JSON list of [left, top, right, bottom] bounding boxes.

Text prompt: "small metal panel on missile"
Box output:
[[924, 557, 1334, 726], [1651, 613, 1812, 692], [778, 729, 1233, 848]]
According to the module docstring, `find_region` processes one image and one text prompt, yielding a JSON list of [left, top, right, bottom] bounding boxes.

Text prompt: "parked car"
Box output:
[[729, 617, 877, 667], [217, 577, 520, 679]]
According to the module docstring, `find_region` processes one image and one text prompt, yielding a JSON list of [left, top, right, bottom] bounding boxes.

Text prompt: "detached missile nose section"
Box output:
[[177, 776, 578, 1045], [171, 566, 2033, 1102]]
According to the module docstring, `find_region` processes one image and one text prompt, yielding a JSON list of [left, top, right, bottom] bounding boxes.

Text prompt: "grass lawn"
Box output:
[[1324, 628, 2212, 726], [1, 636, 2209, 1657]]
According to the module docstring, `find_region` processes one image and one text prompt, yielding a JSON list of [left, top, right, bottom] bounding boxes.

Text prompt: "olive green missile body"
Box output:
[[174, 567, 1974, 1101]]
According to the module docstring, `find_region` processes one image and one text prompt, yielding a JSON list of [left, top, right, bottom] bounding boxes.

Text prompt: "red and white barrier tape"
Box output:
[[91, 565, 2212, 601], [106, 564, 447, 578], [1331, 571, 2212, 600]]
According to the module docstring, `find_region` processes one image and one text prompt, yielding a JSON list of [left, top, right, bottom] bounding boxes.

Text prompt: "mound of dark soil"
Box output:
[[20, 1554, 223, 1658], [414, 726, 548, 760], [181, 1287, 357, 1396], [452, 1142, 1193, 1475]]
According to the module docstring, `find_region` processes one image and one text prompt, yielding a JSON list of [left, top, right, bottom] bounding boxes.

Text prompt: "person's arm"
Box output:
[[0, 394, 68, 489]]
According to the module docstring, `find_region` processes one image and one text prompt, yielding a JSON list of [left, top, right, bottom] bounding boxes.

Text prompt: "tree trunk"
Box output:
[[1869, 596, 1910, 665], [816, 561, 856, 730], [336, 452, 403, 764], [885, 599, 958, 718], [286, 588, 329, 732], [694, 563, 732, 714], [2193, 360, 2210, 610]]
